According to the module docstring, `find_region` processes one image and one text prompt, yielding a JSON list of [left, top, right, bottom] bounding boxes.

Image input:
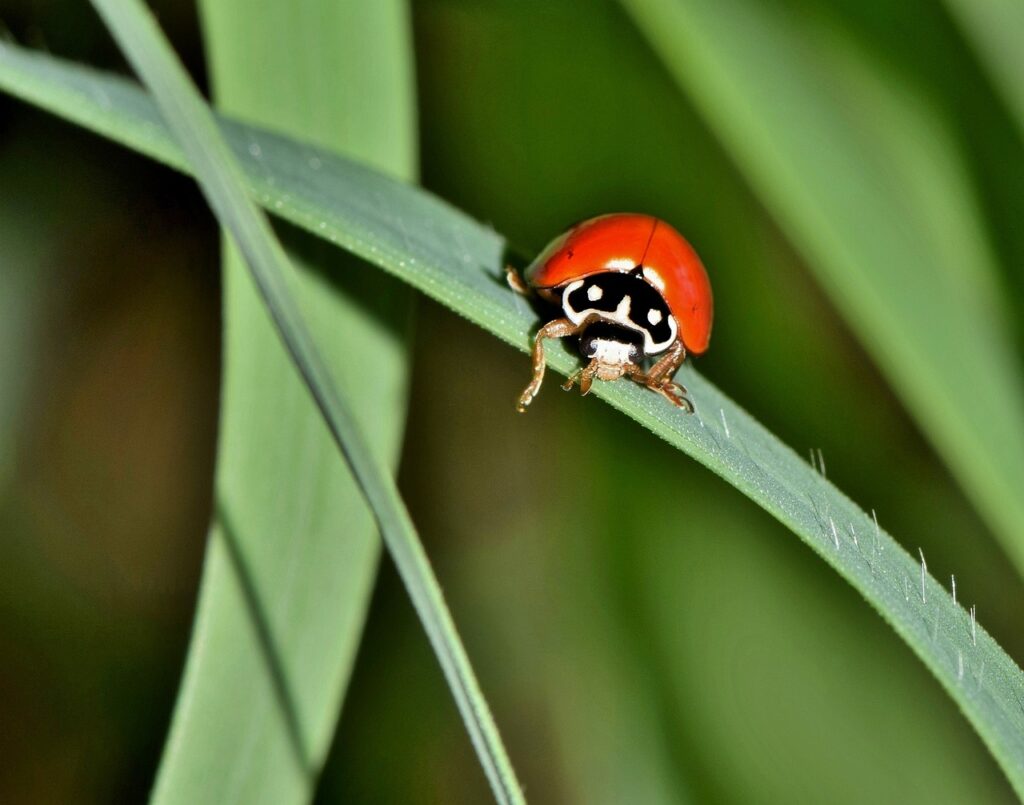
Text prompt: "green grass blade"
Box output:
[[76, 4, 522, 804], [151, 1, 417, 802], [1, 42, 1024, 795], [619, 0, 1024, 577], [943, 0, 1024, 139]]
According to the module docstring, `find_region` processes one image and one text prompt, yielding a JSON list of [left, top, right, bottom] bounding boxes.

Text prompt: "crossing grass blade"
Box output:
[[149, 1, 417, 803], [73, 3, 523, 803], [1, 39, 1023, 796]]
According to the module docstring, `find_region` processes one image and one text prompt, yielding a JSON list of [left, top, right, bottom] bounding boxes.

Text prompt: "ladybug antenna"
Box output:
[[638, 218, 659, 268]]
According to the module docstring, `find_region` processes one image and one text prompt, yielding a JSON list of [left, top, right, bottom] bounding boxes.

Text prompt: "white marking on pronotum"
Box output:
[[970, 605, 977, 646], [951, 575, 957, 607], [607, 258, 635, 272], [829, 518, 840, 549], [958, 650, 964, 682], [720, 409, 731, 438], [615, 295, 632, 318], [655, 315, 678, 354], [918, 548, 927, 604], [587, 284, 603, 302], [647, 308, 663, 325], [562, 280, 586, 323]]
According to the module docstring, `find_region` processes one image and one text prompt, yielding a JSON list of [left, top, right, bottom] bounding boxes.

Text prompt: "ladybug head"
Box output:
[[579, 322, 644, 381]]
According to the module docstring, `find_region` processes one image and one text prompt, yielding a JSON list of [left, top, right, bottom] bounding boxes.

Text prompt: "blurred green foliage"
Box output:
[[1, 0, 1022, 803], [149, 1, 417, 802]]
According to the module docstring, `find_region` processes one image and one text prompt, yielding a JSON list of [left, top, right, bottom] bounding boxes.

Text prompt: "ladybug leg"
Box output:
[[517, 317, 581, 412], [646, 340, 686, 385], [561, 359, 599, 396], [630, 342, 695, 413], [506, 265, 532, 296]]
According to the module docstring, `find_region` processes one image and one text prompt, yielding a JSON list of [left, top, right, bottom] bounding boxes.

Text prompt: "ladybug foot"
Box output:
[[561, 368, 595, 396], [516, 387, 538, 413], [648, 379, 694, 413]]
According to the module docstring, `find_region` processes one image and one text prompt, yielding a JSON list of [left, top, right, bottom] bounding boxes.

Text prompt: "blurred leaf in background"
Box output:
[[0, 101, 219, 803], [620, 0, 1024, 583], [0, 1, 219, 798]]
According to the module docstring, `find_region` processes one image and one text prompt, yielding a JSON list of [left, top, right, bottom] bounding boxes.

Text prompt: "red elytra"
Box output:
[[524, 213, 713, 354]]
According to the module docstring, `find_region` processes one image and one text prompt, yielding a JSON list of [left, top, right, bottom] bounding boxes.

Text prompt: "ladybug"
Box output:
[[508, 213, 712, 413]]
